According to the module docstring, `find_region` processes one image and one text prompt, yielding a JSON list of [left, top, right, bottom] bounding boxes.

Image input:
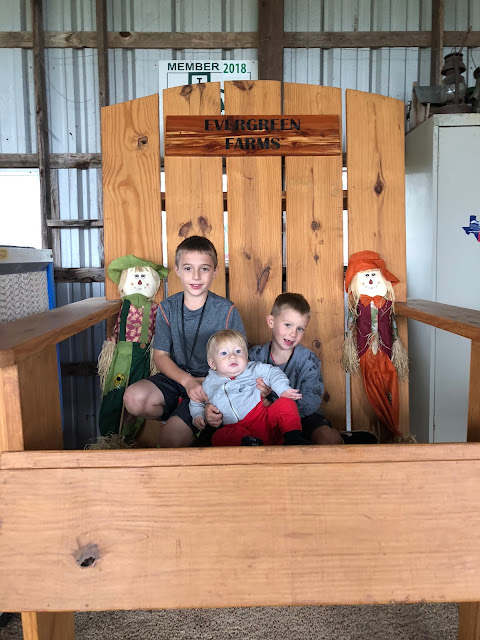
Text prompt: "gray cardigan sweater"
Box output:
[[189, 361, 292, 424]]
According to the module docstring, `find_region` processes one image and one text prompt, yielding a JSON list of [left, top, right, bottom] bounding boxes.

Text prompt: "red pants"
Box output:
[[211, 398, 301, 446]]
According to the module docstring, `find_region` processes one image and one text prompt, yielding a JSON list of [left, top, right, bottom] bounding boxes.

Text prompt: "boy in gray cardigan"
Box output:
[[190, 330, 312, 446]]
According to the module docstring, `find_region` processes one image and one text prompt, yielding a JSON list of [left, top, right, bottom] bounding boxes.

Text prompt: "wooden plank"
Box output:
[[2, 30, 480, 51], [95, 0, 109, 108], [0, 297, 120, 368], [101, 94, 163, 301], [3, 453, 480, 610], [396, 299, 480, 341], [165, 114, 341, 157], [0, 366, 25, 452], [21, 611, 75, 640], [16, 347, 64, 451], [4, 443, 480, 471], [31, 0, 52, 251], [54, 267, 105, 282], [284, 83, 346, 428], [468, 341, 480, 442], [47, 219, 103, 228], [431, 0, 444, 86], [346, 90, 408, 436], [163, 83, 225, 297], [258, 0, 284, 80], [458, 602, 480, 640], [225, 81, 282, 345], [0, 350, 63, 452], [0, 152, 102, 169]]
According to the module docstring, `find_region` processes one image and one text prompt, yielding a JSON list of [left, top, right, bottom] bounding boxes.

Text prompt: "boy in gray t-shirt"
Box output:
[[123, 236, 245, 447]]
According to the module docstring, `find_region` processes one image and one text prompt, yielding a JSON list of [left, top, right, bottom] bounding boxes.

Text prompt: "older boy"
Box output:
[[123, 236, 245, 447], [191, 330, 311, 446]]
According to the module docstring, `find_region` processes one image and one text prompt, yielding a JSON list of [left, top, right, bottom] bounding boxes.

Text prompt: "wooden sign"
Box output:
[[165, 114, 341, 156]]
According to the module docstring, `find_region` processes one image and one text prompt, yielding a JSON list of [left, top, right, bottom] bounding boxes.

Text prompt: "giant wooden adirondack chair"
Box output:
[[1, 81, 480, 640]]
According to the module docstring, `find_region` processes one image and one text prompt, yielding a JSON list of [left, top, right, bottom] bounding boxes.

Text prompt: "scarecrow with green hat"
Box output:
[[97, 255, 168, 441]]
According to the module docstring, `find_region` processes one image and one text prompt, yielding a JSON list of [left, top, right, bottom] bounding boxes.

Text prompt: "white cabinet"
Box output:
[[405, 114, 480, 443]]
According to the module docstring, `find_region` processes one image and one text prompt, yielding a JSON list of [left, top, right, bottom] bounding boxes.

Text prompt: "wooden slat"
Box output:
[[458, 602, 480, 639], [101, 94, 163, 301], [225, 81, 282, 345], [31, 0, 52, 251], [21, 612, 75, 640], [3, 30, 480, 50], [54, 267, 105, 282], [396, 299, 480, 341], [468, 341, 480, 443], [346, 90, 408, 436], [4, 443, 480, 471], [0, 152, 102, 169], [284, 83, 345, 427], [95, 0, 109, 108], [15, 347, 64, 451], [258, 0, 284, 80], [163, 83, 225, 297], [2, 451, 480, 610], [0, 297, 120, 368], [430, 0, 444, 86], [0, 366, 25, 452]]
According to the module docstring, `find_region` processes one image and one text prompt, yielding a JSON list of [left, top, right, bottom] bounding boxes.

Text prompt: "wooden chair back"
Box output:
[[101, 80, 408, 435]]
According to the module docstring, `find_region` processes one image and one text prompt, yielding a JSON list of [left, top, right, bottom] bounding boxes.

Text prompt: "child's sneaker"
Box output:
[[340, 430, 378, 444], [241, 436, 264, 446]]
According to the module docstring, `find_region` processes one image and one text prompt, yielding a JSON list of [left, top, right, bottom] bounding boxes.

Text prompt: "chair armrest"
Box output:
[[396, 299, 480, 341], [0, 297, 121, 368]]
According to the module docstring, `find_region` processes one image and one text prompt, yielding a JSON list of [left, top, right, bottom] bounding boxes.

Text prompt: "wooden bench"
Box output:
[[1, 81, 480, 640]]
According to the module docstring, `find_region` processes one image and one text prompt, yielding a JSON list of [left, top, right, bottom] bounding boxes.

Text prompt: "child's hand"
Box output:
[[256, 377, 272, 398], [280, 388, 303, 400], [193, 416, 206, 430], [184, 376, 207, 403], [205, 403, 223, 427]]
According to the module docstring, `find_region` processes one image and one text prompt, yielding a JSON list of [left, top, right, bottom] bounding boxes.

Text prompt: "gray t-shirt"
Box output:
[[153, 291, 246, 377]]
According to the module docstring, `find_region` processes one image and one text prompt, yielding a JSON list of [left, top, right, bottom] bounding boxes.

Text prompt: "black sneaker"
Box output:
[[241, 436, 264, 446], [340, 430, 378, 444]]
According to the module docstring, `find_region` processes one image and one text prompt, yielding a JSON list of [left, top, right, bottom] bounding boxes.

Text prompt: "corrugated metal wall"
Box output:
[[1, 0, 479, 447]]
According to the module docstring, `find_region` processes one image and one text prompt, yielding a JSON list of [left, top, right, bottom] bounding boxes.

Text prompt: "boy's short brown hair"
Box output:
[[175, 235, 218, 269], [271, 292, 311, 318], [207, 329, 248, 361]]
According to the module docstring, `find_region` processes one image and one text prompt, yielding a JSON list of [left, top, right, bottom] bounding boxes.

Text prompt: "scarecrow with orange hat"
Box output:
[[342, 250, 408, 437]]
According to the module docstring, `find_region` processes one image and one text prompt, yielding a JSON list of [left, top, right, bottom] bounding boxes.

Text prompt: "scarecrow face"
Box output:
[[356, 269, 388, 297], [122, 267, 157, 297]]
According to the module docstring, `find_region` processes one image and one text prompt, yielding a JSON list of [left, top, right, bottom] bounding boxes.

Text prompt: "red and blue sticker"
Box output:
[[463, 215, 480, 242]]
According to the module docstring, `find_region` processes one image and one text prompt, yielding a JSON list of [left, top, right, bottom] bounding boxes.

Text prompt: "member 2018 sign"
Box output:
[[165, 114, 341, 157]]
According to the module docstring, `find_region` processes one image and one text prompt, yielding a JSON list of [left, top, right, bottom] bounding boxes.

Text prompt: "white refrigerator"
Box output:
[[405, 114, 480, 443]]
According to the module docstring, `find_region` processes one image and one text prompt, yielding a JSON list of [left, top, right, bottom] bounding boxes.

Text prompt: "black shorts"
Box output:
[[301, 412, 332, 439], [148, 373, 198, 434]]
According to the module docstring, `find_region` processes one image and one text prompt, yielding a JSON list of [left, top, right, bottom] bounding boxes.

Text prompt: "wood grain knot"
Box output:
[[119, 31, 131, 39], [374, 172, 385, 196], [256, 266, 271, 294], [311, 220, 320, 231], [197, 216, 212, 235], [137, 136, 148, 148], [74, 543, 100, 569], [178, 221, 193, 237], [313, 254, 319, 263], [180, 85, 193, 100], [323, 392, 330, 403], [313, 340, 321, 349], [243, 251, 251, 260], [232, 81, 253, 91]]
